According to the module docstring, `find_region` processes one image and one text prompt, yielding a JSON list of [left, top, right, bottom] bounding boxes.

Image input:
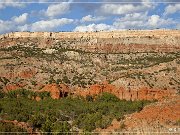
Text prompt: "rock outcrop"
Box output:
[[2, 81, 176, 101], [4, 83, 26, 92], [38, 83, 69, 99], [75, 82, 176, 101]]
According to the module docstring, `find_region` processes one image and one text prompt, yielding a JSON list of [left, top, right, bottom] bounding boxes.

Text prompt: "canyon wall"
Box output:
[[0, 30, 179, 101], [74, 82, 176, 101], [0, 30, 180, 53], [1, 30, 180, 39]]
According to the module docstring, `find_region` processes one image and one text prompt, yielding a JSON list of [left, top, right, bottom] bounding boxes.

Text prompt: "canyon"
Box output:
[[0, 30, 180, 133]]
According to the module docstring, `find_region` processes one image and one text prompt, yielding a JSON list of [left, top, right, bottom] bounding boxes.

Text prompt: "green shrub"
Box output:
[[15, 111, 30, 122], [0, 92, 154, 132], [74, 112, 103, 131], [95, 115, 112, 129], [52, 121, 71, 133], [0, 90, 5, 98], [0, 122, 27, 133], [5, 89, 35, 99], [0, 104, 2, 113], [62, 76, 70, 84], [31, 81, 37, 86], [29, 113, 46, 128], [86, 95, 93, 102], [5, 90, 17, 98], [56, 79, 61, 84], [38, 91, 50, 99], [41, 120, 53, 132], [96, 92, 119, 102]]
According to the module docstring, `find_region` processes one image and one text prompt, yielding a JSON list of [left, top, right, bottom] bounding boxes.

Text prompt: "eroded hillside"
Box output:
[[0, 30, 180, 133], [0, 30, 179, 100]]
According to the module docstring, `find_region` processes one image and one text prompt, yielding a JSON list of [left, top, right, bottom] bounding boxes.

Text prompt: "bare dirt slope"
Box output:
[[95, 95, 180, 134]]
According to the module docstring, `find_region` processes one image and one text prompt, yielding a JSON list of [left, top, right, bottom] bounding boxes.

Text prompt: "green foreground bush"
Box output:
[[0, 122, 27, 133], [0, 91, 153, 132]]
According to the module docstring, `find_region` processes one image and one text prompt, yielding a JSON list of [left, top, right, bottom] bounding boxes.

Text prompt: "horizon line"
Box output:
[[1, 29, 179, 35]]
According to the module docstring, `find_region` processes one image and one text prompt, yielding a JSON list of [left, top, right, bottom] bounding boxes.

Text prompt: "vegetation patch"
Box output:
[[0, 122, 27, 133], [0, 91, 154, 132]]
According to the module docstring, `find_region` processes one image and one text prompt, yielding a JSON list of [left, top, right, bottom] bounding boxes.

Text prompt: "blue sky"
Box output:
[[0, 0, 180, 34]]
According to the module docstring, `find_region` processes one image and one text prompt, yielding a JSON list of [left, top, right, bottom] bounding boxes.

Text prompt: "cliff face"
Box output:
[[0, 30, 180, 52], [1, 30, 180, 40], [0, 30, 180, 100], [75, 83, 176, 101]]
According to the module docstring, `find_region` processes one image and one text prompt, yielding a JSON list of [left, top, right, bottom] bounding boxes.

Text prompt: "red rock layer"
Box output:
[[3, 82, 176, 101], [124, 96, 180, 130], [39, 83, 69, 99], [75, 82, 176, 101]]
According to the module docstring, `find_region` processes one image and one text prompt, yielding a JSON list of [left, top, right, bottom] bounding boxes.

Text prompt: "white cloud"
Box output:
[[12, 13, 28, 24], [44, 2, 70, 18], [0, 0, 25, 10], [148, 15, 160, 26], [0, 15, 73, 34], [17, 24, 29, 32], [99, 2, 154, 15], [0, 13, 29, 34], [118, 12, 148, 22], [0, 20, 14, 34], [176, 23, 180, 29], [114, 13, 176, 29], [30, 18, 73, 31], [113, 13, 147, 29], [19, 18, 74, 32], [74, 12, 177, 32], [164, 4, 180, 15], [148, 15, 175, 28], [74, 23, 115, 32], [81, 15, 106, 23]]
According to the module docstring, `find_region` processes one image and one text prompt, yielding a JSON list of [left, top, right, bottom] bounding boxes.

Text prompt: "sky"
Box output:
[[0, 0, 180, 34]]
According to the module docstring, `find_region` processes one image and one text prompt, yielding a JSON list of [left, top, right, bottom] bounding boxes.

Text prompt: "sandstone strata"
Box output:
[[0, 30, 180, 53], [0, 30, 179, 101], [75, 82, 176, 101], [38, 83, 69, 99]]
